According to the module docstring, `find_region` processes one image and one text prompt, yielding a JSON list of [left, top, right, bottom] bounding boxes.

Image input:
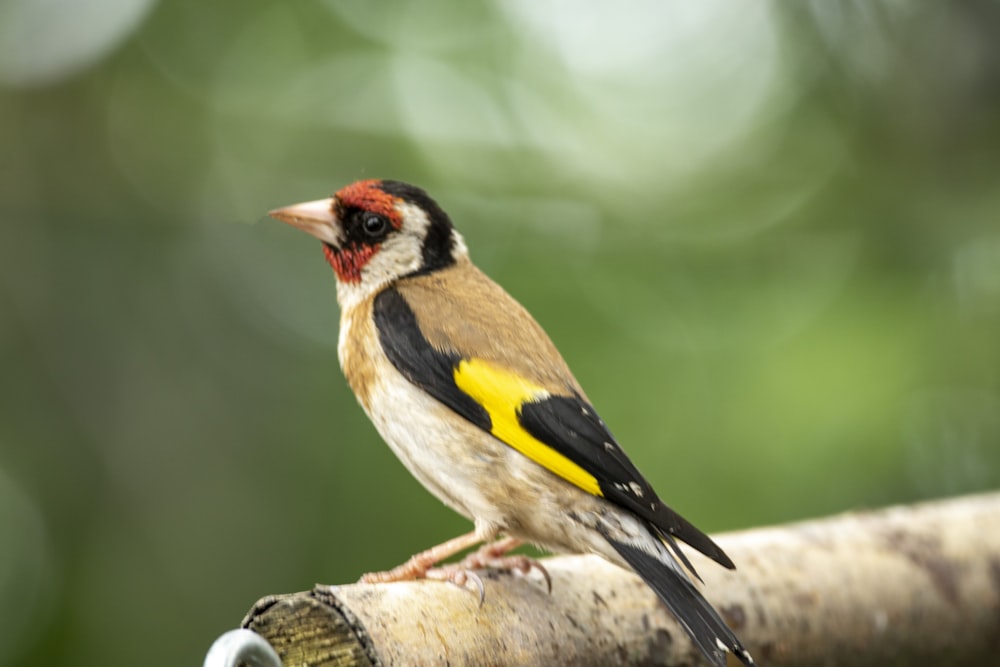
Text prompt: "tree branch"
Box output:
[[236, 492, 1000, 666]]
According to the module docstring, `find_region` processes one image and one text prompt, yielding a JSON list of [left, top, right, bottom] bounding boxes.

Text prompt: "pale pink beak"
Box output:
[[269, 198, 342, 247]]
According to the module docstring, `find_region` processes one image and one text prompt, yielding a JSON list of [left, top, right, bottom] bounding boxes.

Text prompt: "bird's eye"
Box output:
[[362, 213, 388, 237]]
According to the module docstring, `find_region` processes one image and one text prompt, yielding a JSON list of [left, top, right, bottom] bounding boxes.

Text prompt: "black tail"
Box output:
[[604, 536, 755, 667]]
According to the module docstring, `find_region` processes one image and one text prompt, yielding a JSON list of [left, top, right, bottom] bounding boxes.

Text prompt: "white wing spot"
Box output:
[[603, 442, 615, 452], [628, 482, 644, 497]]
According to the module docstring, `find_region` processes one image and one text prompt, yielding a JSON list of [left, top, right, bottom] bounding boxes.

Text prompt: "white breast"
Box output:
[[378, 362, 520, 524]]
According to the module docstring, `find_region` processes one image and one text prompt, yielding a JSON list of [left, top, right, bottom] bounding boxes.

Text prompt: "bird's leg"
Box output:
[[359, 529, 484, 585], [454, 535, 524, 565], [429, 536, 553, 594]]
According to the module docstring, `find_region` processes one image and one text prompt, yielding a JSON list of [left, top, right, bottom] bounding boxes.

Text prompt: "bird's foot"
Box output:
[[450, 537, 552, 593], [358, 533, 550, 604], [359, 529, 484, 584]]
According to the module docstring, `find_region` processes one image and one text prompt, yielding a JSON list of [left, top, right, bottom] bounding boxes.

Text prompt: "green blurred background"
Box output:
[[2, 1, 999, 665]]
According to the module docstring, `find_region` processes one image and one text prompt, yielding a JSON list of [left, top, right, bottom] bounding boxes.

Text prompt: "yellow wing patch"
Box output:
[[453, 358, 602, 497]]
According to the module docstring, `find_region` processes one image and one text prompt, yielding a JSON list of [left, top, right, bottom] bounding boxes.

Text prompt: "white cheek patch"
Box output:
[[395, 201, 432, 237], [352, 201, 432, 290], [363, 236, 422, 285]]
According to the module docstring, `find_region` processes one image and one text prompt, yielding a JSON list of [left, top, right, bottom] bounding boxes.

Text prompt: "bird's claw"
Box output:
[[459, 552, 552, 594], [426, 565, 487, 605]]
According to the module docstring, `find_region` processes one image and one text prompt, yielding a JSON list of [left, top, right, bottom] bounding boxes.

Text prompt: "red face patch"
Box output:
[[323, 242, 380, 284], [334, 180, 403, 229]]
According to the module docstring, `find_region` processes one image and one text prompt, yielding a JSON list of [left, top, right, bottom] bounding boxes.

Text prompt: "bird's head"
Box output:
[[270, 180, 467, 302]]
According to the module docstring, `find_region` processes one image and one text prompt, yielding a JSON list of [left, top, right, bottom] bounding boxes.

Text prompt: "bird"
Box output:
[[269, 179, 754, 667]]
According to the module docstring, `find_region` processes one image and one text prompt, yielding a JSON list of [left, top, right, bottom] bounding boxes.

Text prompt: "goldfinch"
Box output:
[[269, 180, 754, 667]]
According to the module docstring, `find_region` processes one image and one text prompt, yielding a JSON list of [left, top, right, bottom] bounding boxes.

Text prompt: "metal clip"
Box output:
[[203, 629, 282, 667]]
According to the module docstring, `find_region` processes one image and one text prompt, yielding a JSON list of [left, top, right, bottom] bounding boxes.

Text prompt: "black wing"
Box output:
[[519, 394, 734, 570]]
